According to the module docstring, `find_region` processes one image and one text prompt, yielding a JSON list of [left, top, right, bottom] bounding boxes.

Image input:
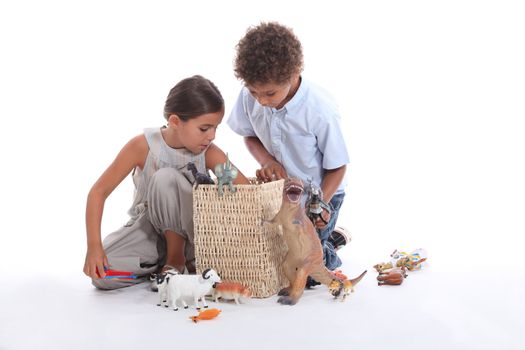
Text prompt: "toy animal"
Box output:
[[374, 249, 427, 273], [167, 268, 221, 311], [156, 269, 179, 307], [391, 249, 427, 271], [328, 271, 367, 302], [183, 162, 214, 188], [377, 267, 407, 286], [212, 282, 251, 304], [96, 267, 137, 280], [333, 270, 348, 280], [214, 154, 238, 196], [404, 257, 426, 270], [266, 178, 367, 305], [373, 262, 394, 273], [189, 308, 221, 323], [305, 180, 331, 227]]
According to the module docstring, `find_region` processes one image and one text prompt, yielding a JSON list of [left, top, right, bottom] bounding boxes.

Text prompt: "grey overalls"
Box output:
[[92, 127, 206, 289]]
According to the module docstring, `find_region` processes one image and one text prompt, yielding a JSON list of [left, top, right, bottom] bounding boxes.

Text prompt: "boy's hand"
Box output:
[[84, 245, 109, 279], [256, 160, 288, 182], [309, 208, 331, 229]]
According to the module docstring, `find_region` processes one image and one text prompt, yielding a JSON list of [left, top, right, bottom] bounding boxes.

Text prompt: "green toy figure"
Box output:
[[214, 154, 238, 196]]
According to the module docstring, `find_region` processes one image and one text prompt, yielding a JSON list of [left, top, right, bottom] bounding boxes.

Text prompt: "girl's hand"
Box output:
[[83, 245, 109, 279], [256, 160, 288, 182]]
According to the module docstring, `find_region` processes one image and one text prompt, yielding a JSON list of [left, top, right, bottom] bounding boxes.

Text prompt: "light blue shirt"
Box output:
[[227, 78, 349, 194]]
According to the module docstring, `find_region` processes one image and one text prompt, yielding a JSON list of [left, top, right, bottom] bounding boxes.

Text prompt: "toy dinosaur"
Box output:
[[305, 180, 331, 227], [214, 154, 238, 196], [266, 178, 367, 305], [328, 271, 367, 301], [183, 162, 215, 188]]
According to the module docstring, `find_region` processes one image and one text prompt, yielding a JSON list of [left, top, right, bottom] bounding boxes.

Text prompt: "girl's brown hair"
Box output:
[[163, 75, 224, 121]]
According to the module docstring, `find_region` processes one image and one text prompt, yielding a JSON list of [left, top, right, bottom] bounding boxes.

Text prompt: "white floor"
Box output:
[[2, 250, 523, 350], [1, 2, 524, 349]]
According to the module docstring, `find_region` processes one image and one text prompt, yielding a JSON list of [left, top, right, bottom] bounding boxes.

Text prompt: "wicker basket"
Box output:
[[193, 179, 287, 298]]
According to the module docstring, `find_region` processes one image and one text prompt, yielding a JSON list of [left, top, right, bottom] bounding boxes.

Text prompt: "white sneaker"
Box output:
[[328, 226, 352, 251]]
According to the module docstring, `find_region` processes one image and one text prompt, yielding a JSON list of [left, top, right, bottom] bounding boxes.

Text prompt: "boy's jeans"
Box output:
[[317, 192, 345, 270]]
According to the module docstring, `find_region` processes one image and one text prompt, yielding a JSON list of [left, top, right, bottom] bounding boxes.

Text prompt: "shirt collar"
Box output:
[[277, 76, 307, 114]]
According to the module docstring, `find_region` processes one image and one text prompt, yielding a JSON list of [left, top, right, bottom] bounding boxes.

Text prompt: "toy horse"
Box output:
[[183, 162, 214, 188]]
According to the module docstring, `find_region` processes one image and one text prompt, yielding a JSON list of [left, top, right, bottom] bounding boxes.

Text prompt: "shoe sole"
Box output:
[[334, 226, 351, 243]]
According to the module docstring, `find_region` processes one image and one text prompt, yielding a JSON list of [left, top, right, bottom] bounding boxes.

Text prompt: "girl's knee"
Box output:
[[149, 168, 192, 201], [91, 278, 120, 290]]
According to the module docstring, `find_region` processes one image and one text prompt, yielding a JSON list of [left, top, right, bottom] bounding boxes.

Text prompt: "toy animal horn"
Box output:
[[202, 268, 211, 279]]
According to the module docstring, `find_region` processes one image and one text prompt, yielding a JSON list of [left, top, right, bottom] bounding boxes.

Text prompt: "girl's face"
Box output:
[[167, 110, 224, 154], [246, 74, 300, 110]]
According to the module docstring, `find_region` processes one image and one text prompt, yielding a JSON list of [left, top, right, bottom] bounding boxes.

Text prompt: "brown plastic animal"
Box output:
[[267, 178, 367, 305], [377, 267, 407, 286]]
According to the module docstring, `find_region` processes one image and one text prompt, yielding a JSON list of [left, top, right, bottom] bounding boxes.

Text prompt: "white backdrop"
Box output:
[[1, 0, 524, 276]]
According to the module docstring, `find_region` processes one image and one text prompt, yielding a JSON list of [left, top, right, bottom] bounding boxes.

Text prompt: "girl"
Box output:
[[84, 75, 249, 290]]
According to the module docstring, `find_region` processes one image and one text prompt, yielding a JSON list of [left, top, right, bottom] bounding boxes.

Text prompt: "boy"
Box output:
[[227, 22, 350, 285]]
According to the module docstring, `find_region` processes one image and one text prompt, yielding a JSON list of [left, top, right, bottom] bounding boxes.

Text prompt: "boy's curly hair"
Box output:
[[234, 22, 303, 85]]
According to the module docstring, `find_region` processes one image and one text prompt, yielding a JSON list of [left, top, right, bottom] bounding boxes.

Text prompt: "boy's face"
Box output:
[[246, 75, 300, 110]]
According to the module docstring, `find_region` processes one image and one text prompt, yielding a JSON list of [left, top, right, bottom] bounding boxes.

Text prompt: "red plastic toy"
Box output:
[[96, 267, 137, 280]]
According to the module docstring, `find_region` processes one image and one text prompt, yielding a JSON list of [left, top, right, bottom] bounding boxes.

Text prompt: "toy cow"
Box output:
[[155, 269, 179, 307]]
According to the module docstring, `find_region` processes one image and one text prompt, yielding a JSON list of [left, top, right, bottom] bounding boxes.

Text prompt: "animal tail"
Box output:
[[349, 270, 367, 286]]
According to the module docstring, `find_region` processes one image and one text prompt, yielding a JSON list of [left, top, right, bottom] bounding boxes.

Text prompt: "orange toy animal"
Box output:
[[212, 282, 251, 304], [189, 308, 221, 323], [328, 271, 368, 301], [377, 267, 407, 286], [267, 178, 367, 305]]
